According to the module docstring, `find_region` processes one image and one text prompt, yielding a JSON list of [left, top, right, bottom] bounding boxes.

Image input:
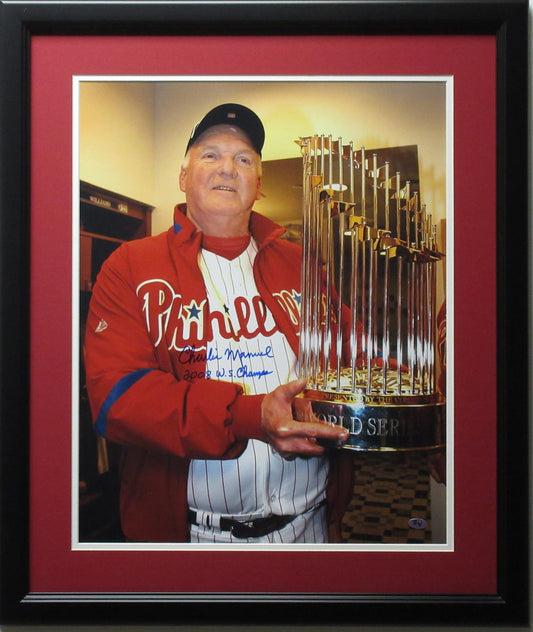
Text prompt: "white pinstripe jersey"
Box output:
[[187, 238, 328, 541]]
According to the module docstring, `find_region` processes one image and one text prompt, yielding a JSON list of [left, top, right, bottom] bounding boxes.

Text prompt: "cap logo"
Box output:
[[227, 112, 236, 119]]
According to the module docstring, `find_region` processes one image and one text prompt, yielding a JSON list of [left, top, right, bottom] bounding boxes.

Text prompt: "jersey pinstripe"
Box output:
[[187, 238, 328, 541]]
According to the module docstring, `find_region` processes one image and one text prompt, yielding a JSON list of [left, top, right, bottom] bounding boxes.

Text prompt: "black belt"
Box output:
[[188, 509, 296, 539], [188, 500, 326, 539]]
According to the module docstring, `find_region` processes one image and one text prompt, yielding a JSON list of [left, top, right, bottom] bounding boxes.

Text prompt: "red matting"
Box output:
[[30, 35, 496, 595]]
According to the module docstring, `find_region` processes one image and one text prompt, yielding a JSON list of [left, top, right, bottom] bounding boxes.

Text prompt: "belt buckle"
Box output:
[[230, 515, 292, 539], [230, 520, 257, 539]]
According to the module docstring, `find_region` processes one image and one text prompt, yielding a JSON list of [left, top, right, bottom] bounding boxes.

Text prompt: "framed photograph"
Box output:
[[0, 0, 529, 627]]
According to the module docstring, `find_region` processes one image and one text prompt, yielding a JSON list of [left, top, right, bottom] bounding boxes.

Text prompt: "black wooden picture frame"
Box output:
[[0, 0, 529, 627]]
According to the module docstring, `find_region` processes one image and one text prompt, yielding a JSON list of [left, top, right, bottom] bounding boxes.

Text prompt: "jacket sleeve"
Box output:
[[84, 246, 264, 460]]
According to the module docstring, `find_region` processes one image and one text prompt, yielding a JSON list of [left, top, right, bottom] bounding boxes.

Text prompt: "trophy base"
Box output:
[[296, 389, 446, 452]]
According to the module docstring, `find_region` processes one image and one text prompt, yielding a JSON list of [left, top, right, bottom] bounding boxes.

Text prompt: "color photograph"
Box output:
[[75, 77, 451, 551]]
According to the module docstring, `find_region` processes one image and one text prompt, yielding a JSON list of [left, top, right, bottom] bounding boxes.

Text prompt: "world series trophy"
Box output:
[[294, 135, 445, 451]]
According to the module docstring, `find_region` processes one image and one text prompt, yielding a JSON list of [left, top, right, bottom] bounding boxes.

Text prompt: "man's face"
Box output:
[[179, 126, 262, 234]]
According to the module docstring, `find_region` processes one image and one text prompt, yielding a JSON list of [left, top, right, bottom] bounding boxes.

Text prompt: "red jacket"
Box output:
[[85, 205, 353, 542]]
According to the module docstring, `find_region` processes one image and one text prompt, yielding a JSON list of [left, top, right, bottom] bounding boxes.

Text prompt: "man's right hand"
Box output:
[[260, 378, 349, 460]]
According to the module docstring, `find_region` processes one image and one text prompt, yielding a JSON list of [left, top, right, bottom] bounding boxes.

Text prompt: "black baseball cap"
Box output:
[[185, 103, 265, 156]]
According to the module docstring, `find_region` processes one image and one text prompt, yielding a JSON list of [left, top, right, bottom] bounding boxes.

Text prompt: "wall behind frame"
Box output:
[[79, 78, 448, 240]]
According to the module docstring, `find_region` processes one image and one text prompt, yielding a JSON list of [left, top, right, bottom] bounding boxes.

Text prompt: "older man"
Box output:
[[85, 103, 352, 543]]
